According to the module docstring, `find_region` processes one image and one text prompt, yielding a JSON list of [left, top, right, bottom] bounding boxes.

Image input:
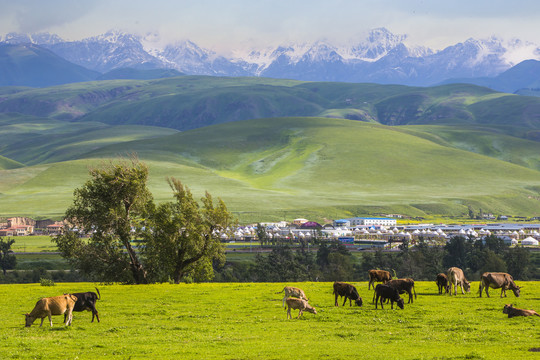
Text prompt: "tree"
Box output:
[[54, 157, 153, 284], [0, 237, 16, 276], [141, 178, 234, 284], [504, 246, 531, 280]]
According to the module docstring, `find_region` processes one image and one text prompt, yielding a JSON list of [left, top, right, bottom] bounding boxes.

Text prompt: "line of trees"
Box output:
[[214, 236, 536, 283]]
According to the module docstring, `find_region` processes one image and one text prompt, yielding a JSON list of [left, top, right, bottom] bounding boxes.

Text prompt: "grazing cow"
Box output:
[[25, 294, 78, 327], [276, 286, 308, 308], [368, 269, 392, 290], [374, 284, 404, 310], [285, 297, 317, 319], [436, 273, 450, 294], [65, 287, 101, 323], [333, 282, 363, 307], [385, 278, 417, 304], [447, 267, 471, 295], [479, 272, 521, 298], [503, 304, 540, 318]]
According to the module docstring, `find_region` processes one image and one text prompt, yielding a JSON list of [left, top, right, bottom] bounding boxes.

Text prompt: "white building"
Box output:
[[344, 217, 397, 227]]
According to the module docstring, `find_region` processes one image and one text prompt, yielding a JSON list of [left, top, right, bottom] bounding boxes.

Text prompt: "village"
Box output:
[[3, 215, 540, 249]]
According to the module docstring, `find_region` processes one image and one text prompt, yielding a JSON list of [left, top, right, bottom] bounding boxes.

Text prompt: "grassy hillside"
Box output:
[[1, 77, 539, 221], [0, 76, 538, 133], [3, 282, 540, 359], [1, 117, 539, 221]]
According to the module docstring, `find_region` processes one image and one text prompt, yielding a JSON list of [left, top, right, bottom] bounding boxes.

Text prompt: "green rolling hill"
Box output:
[[0, 76, 539, 221], [1, 117, 539, 221]]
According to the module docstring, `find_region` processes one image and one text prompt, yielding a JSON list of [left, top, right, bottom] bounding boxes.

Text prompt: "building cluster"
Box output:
[[0, 217, 64, 237], [233, 217, 540, 248]]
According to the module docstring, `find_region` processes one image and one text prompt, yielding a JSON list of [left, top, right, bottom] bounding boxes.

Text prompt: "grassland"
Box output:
[[2, 281, 540, 359]]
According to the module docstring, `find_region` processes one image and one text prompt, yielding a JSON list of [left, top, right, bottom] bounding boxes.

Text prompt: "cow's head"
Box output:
[[24, 313, 35, 327], [445, 284, 450, 294], [305, 305, 317, 315], [511, 286, 521, 297], [355, 297, 363, 307], [396, 298, 405, 309], [503, 304, 513, 314], [463, 281, 471, 293]]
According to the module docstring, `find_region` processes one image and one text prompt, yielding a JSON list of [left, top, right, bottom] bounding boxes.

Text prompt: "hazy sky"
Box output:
[[0, 0, 539, 52]]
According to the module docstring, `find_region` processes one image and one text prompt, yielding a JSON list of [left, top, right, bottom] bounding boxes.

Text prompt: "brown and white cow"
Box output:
[[479, 272, 521, 298], [385, 278, 417, 303], [25, 294, 78, 327], [503, 304, 540, 318], [333, 282, 363, 307], [368, 269, 392, 290], [447, 267, 471, 296], [436, 273, 450, 294], [276, 286, 308, 307], [285, 297, 317, 319]]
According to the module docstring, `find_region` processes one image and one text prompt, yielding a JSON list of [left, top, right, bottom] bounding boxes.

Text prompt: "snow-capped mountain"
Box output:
[[42, 30, 167, 73], [2, 28, 539, 86]]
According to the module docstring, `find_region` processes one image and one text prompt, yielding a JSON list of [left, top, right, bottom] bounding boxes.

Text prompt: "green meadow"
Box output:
[[2, 281, 540, 359]]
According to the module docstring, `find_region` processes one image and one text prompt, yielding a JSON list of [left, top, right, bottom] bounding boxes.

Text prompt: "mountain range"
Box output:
[[1, 28, 539, 90]]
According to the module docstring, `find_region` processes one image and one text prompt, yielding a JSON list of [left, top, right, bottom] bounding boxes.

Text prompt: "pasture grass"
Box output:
[[2, 281, 540, 359]]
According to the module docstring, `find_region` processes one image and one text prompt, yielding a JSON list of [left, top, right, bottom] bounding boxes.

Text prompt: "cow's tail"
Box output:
[[95, 287, 101, 300], [413, 283, 417, 299], [275, 287, 285, 294]]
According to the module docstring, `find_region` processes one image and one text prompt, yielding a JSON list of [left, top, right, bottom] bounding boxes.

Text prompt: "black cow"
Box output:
[[333, 282, 363, 307], [374, 284, 404, 310], [64, 288, 101, 323], [386, 278, 417, 304]]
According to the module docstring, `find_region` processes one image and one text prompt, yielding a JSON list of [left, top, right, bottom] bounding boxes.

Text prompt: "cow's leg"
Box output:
[[375, 294, 379, 309], [342, 296, 347, 306], [390, 300, 394, 309], [92, 307, 100, 323], [282, 296, 287, 308], [372, 291, 376, 304], [334, 294, 339, 307], [379, 297, 384, 309], [40, 317, 45, 327], [287, 306, 291, 319], [368, 279, 373, 290], [408, 290, 412, 304], [485, 287, 490, 298], [48, 313, 53, 327]]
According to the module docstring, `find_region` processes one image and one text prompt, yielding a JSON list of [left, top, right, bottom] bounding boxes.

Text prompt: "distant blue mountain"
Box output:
[[0, 43, 99, 87], [440, 59, 540, 94]]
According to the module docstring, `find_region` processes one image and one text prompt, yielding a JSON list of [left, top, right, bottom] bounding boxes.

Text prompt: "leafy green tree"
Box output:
[[54, 157, 153, 284], [504, 246, 531, 280], [141, 178, 233, 284], [256, 223, 268, 247], [0, 237, 16, 276], [443, 236, 472, 269]]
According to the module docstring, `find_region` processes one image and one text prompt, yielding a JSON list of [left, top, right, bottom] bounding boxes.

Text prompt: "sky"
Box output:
[[0, 0, 539, 53]]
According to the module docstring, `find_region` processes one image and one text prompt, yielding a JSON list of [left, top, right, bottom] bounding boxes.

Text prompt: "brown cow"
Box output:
[[333, 282, 363, 307], [285, 297, 317, 319], [447, 267, 471, 295], [386, 278, 417, 303], [436, 273, 450, 294], [25, 294, 78, 327], [368, 269, 391, 290], [276, 286, 308, 308], [479, 272, 521, 298], [503, 304, 540, 318]]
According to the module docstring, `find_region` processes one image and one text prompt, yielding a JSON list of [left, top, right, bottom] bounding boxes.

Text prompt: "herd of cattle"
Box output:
[[280, 268, 537, 320], [23, 268, 537, 326]]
